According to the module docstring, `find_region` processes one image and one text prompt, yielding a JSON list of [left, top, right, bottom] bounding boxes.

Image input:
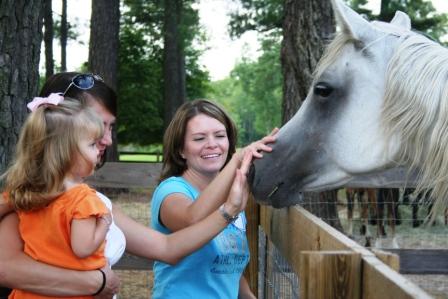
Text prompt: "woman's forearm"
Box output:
[[0, 213, 104, 296], [1, 255, 103, 296], [163, 210, 230, 264], [114, 205, 229, 265], [186, 156, 240, 223]]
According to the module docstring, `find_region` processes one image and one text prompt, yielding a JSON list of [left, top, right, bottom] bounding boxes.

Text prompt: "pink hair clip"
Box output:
[[27, 93, 64, 112]]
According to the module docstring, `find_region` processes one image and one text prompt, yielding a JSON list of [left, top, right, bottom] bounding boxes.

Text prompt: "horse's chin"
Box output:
[[301, 175, 353, 192], [252, 172, 353, 208]]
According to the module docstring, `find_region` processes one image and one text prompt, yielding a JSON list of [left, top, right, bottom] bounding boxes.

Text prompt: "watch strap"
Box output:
[[219, 204, 239, 223]]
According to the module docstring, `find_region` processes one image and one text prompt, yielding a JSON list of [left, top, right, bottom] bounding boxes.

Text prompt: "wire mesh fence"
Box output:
[[304, 188, 448, 298], [258, 227, 300, 299], [334, 188, 448, 250]]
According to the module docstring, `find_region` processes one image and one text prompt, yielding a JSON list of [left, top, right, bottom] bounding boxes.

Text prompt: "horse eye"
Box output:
[[314, 83, 333, 98]]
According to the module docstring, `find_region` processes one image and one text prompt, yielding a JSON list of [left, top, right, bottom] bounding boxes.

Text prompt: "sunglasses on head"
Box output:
[[62, 73, 104, 96]]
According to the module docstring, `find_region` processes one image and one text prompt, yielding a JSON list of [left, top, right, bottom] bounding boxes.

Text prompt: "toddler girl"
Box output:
[[2, 94, 111, 299]]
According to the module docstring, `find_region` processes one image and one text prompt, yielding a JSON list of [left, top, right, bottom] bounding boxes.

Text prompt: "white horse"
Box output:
[[249, 0, 448, 226]]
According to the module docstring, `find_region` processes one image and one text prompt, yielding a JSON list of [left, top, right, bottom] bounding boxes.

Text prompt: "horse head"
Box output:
[[250, 0, 448, 214]]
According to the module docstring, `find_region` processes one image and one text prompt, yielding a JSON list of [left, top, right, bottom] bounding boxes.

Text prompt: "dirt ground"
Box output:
[[105, 189, 153, 298], [115, 270, 153, 299]]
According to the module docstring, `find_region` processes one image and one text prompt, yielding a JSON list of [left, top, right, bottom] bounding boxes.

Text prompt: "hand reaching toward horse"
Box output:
[[222, 151, 252, 217], [237, 127, 279, 162]]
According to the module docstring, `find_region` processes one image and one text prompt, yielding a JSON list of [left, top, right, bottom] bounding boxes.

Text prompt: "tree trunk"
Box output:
[[163, 0, 186, 129], [0, 0, 44, 175], [43, 0, 54, 79], [281, 0, 342, 230], [379, 0, 393, 22], [281, 0, 334, 122], [60, 0, 67, 72], [89, 0, 120, 162]]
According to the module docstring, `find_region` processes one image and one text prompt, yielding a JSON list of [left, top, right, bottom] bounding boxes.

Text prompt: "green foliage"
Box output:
[[229, 0, 447, 43], [208, 36, 282, 146], [118, 0, 210, 146], [229, 0, 283, 38], [347, 0, 448, 44], [53, 18, 84, 44], [183, 5, 212, 100], [118, 14, 164, 145]]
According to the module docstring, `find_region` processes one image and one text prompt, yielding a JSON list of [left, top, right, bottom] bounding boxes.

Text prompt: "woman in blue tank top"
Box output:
[[151, 99, 278, 299]]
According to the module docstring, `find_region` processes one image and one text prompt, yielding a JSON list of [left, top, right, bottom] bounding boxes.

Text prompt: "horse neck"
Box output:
[[382, 35, 448, 219]]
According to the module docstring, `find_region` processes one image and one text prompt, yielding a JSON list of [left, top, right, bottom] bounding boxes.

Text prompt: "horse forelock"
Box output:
[[382, 34, 448, 220], [314, 33, 357, 80]]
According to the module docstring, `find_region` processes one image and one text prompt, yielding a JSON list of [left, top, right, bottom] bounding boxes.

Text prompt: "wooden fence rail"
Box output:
[[87, 162, 436, 298], [261, 206, 432, 299]]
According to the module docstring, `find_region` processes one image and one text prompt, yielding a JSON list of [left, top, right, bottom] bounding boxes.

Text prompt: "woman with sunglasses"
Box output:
[[0, 72, 274, 298]]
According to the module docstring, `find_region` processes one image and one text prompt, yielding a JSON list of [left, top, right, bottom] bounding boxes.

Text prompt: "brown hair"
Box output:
[[40, 72, 117, 168], [159, 99, 237, 182], [3, 98, 103, 211], [40, 72, 117, 116]]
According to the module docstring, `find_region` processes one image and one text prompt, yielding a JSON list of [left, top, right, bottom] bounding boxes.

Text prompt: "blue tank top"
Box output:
[[151, 176, 250, 299]]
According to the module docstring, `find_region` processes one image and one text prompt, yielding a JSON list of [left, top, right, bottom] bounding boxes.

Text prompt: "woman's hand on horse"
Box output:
[[239, 127, 279, 160]]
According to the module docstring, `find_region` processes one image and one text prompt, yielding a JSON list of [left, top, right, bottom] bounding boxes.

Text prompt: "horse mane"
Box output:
[[315, 32, 448, 220], [382, 34, 448, 220]]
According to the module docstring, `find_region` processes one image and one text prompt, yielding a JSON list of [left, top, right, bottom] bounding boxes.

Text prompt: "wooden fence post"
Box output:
[[244, 195, 259, 295], [371, 249, 400, 272], [300, 251, 361, 299]]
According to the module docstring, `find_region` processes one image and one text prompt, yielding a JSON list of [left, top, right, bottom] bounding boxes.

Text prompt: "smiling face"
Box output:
[[181, 114, 229, 177]]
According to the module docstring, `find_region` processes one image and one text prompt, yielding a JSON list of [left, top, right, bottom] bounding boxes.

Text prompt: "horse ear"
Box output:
[[331, 0, 375, 40], [390, 11, 411, 30]]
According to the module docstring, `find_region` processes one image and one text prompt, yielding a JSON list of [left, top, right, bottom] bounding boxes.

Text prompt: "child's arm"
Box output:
[[0, 194, 13, 220], [0, 213, 120, 296], [71, 213, 111, 258]]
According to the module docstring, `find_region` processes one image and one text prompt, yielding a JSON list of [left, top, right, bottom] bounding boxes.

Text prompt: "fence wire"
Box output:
[[258, 227, 300, 299], [300, 188, 448, 298]]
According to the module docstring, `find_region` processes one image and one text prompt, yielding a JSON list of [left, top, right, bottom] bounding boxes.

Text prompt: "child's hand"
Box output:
[[98, 213, 112, 227]]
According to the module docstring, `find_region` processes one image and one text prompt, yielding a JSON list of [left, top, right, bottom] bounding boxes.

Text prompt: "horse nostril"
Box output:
[[247, 163, 255, 186]]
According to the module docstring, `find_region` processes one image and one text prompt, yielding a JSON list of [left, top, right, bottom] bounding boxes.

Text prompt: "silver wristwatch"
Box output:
[[219, 204, 239, 223]]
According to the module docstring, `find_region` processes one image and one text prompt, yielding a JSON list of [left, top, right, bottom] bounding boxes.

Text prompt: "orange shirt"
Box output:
[[8, 184, 109, 299]]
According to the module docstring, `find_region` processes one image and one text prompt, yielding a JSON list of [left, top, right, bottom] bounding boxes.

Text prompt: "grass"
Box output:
[[119, 154, 162, 162]]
